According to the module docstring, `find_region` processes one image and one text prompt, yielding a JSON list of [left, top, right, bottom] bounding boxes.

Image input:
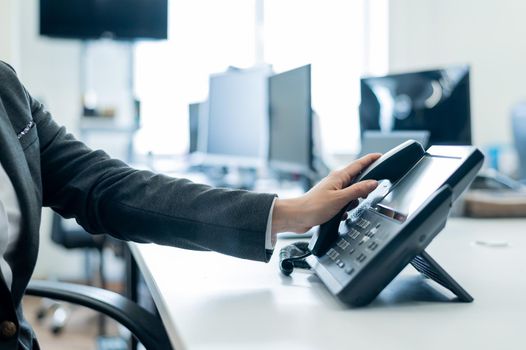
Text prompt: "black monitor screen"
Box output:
[[206, 67, 271, 162], [359, 65, 471, 145], [40, 0, 168, 40], [268, 65, 312, 173]]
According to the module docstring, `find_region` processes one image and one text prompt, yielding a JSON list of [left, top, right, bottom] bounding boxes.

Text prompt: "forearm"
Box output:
[[31, 94, 276, 261]]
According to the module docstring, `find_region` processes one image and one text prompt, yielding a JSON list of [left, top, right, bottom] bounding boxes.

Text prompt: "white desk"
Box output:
[[129, 218, 526, 350]]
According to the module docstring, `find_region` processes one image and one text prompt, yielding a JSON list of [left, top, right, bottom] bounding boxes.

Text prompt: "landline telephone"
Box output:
[[281, 140, 484, 307]]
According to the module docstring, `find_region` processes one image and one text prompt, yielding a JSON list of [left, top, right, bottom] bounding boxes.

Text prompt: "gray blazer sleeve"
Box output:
[[27, 86, 276, 262]]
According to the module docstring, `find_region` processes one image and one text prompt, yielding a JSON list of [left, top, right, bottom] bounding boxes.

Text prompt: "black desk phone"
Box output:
[[286, 140, 484, 307]]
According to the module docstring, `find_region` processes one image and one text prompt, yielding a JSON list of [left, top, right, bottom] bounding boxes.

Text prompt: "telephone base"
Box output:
[[410, 250, 473, 302]]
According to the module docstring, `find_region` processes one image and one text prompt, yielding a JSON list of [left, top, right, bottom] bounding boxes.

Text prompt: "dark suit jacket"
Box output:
[[0, 61, 275, 349]]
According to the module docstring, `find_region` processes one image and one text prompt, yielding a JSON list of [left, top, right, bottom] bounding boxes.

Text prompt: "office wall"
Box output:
[[0, 0, 20, 67], [17, 1, 83, 130], [10, 1, 131, 281], [1, 0, 81, 279], [0, 1, 135, 281], [388, 0, 526, 148], [14, 0, 85, 280]]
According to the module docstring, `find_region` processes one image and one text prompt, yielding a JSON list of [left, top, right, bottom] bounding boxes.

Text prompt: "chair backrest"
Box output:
[[51, 213, 104, 250], [512, 102, 526, 180], [26, 280, 173, 350]]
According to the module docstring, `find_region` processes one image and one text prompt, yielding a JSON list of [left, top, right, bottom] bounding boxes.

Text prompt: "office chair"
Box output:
[[35, 213, 109, 335], [25, 280, 173, 350], [512, 101, 526, 181]]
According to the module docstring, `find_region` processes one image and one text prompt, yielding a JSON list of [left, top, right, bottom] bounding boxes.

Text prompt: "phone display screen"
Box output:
[[374, 155, 461, 222]]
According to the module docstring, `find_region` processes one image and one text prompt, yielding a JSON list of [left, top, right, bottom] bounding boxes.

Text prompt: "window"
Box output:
[[134, 0, 388, 156], [134, 0, 257, 155]]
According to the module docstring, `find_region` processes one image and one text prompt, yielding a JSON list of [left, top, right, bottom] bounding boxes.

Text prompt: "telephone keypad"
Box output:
[[317, 206, 398, 288], [323, 209, 401, 286]]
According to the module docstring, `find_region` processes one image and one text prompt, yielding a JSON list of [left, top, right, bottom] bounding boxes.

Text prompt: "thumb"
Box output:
[[340, 180, 378, 202]]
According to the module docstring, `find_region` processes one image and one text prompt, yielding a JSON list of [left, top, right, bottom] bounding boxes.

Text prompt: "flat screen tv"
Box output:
[[40, 0, 168, 40]]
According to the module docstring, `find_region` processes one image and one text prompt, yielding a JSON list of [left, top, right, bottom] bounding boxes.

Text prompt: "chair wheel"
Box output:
[[36, 309, 47, 321], [50, 306, 68, 336], [51, 325, 64, 335]]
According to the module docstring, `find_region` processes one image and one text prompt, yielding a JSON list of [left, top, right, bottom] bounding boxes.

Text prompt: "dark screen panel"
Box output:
[[375, 155, 461, 222], [40, 0, 168, 40], [359, 65, 471, 145]]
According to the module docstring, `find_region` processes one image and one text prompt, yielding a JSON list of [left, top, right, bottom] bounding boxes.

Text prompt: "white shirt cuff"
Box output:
[[265, 198, 278, 249]]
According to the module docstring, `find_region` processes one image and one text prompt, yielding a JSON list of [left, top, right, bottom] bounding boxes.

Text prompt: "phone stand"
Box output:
[[410, 250, 473, 302]]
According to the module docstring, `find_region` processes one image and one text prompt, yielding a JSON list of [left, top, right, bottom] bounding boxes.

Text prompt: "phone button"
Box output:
[[356, 253, 367, 263], [348, 229, 361, 240], [327, 249, 339, 260], [356, 218, 371, 229], [358, 236, 370, 245], [366, 228, 378, 237], [344, 267, 355, 275], [337, 239, 350, 250], [368, 241, 379, 251]]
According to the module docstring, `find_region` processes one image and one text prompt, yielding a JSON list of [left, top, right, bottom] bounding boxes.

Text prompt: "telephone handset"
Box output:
[[299, 140, 484, 306], [309, 140, 426, 257]]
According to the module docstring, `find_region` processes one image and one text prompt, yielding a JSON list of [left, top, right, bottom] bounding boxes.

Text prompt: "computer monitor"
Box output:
[[359, 65, 471, 145], [268, 65, 313, 174], [188, 101, 207, 154], [205, 66, 272, 167]]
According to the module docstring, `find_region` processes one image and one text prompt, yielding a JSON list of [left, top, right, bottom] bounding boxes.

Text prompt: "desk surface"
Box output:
[[129, 218, 526, 350]]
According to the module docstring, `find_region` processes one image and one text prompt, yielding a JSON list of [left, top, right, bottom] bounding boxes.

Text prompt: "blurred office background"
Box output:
[[1, 0, 526, 347], [1, 0, 525, 291], [0, 0, 390, 282]]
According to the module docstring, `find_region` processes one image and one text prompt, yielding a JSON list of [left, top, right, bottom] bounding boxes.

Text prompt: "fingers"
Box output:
[[346, 199, 359, 210], [343, 153, 382, 178], [337, 153, 382, 186], [341, 180, 378, 201], [341, 199, 359, 221]]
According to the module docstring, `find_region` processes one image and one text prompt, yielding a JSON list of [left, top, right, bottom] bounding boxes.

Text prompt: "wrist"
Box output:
[[271, 197, 309, 234]]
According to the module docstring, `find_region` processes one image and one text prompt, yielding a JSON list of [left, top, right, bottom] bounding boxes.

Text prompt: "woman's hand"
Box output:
[[271, 153, 381, 234]]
